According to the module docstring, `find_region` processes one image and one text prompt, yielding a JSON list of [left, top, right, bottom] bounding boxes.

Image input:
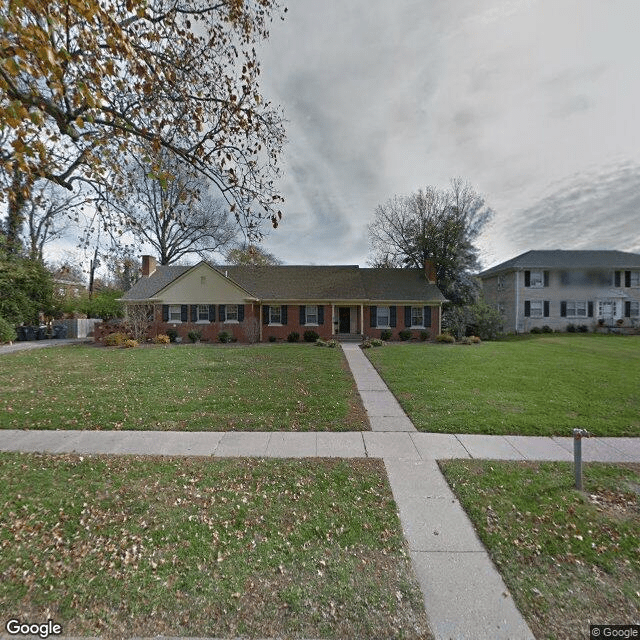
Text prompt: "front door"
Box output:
[[339, 307, 351, 333]]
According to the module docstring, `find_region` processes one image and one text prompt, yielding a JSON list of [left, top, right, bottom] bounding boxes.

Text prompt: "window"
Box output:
[[305, 305, 318, 325], [598, 300, 617, 318], [629, 301, 639, 317], [529, 300, 543, 317], [529, 271, 544, 287], [411, 306, 424, 327], [566, 301, 587, 317], [497, 275, 506, 291], [631, 271, 640, 287], [269, 306, 282, 324], [225, 304, 238, 322], [376, 306, 390, 327], [169, 305, 182, 322], [197, 305, 209, 322]]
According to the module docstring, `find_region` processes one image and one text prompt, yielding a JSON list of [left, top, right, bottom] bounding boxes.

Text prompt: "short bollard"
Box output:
[[573, 428, 592, 491]]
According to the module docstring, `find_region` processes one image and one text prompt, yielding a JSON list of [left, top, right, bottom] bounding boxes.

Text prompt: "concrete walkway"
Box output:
[[2, 341, 640, 640], [0, 338, 88, 354]]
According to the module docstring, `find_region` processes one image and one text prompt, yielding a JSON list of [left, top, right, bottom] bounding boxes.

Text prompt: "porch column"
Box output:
[[360, 304, 364, 335], [331, 304, 335, 335], [259, 304, 263, 342]]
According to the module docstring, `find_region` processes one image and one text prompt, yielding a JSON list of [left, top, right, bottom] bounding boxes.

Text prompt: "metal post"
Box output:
[[573, 428, 591, 491]]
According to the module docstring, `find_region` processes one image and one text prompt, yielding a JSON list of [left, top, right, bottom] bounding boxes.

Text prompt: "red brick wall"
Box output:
[[363, 305, 440, 340], [261, 305, 333, 341]]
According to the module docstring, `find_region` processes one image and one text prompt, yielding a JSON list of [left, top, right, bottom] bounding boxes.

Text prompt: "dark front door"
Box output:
[[339, 307, 351, 333]]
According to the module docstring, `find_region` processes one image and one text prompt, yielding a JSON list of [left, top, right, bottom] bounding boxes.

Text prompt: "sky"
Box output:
[[251, 0, 640, 270]]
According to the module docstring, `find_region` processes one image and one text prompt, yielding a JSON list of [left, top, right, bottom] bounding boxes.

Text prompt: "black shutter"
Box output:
[[162, 305, 169, 322], [238, 305, 244, 322], [544, 271, 549, 287], [191, 305, 197, 322], [524, 271, 531, 287], [219, 304, 226, 322], [524, 301, 531, 317], [544, 301, 550, 317], [626, 301, 631, 318], [615, 271, 621, 287], [424, 306, 431, 328], [404, 306, 412, 328], [370, 306, 377, 328], [560, 301, 567, 317], [282, 305, 288, 325], [588, 301, 593, 318], [209, 305, 216, 322], [318, 306, 324, 325], [300, 305, 306, 325], [390, 306, 397, 328], [625, 271, 631, 288], [181, 305, 188, 322], [262, 305, 269, 325]]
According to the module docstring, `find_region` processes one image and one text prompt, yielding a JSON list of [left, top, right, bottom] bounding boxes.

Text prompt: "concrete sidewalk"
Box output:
[[0, 338, 88, 354]]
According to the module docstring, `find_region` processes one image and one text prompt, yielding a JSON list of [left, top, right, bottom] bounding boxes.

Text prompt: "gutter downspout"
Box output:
[[259, 304, 263, 342]]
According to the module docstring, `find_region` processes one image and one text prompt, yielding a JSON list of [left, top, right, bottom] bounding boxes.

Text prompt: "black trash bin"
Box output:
[[36, 325, 48, 340], [53, 324, 68, 339], [17, 326, 27, 341], [24, 326, 36, 341]]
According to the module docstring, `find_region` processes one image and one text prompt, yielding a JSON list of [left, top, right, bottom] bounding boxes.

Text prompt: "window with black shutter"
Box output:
[[625, 271, 631, 288], [615, 271, 621, 287], [370, 306, 377, 328], [524, 300, 531, 317], [560, 301, 567, 317], [424, 306, 431, 327], [524, 271, 531, 287], [544, 301, 550, 317], [238, 305, 244, 322], [218, 304, 226, 322], [404, 306, 411, 328], [390, 306, 397, 327]]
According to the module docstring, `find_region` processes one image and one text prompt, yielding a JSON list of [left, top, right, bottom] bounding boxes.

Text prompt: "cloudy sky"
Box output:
[[253, 0, 640, 270]]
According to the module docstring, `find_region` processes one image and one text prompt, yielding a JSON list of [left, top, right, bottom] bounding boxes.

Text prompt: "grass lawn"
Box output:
[[0, 344, 367, 431], [366, 334, 640, 436], [0, 453, 430, 639], [440, 459, 640, 640]]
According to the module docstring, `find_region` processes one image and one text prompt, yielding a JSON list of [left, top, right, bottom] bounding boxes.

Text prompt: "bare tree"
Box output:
[[106, 151, 238, 265], [125, 304, 154, 341], [226, 243, 282, 266], [368, 179, 493, 305]]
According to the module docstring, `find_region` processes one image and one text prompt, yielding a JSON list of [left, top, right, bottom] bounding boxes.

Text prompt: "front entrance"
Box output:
[[338, 307, 351, 333]]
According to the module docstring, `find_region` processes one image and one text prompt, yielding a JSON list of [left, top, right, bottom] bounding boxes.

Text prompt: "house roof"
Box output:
[[479, 250, 640, 278], [122, 263, 446, 303]]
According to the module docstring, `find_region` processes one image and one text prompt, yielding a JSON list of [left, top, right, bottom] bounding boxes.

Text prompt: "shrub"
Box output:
[[360, 340, 372, 349], [443, 299, 503, 340], [268, 335, 277, 342], [566, 324, 576, 333], [187, 330, 202, 343], [154, 334, 170, 344], [103, 332, 128, 346], [166, 329, 178, 343], [578, 324, 589, 333], [303, 329, 319, 342], [436, 333, 455, 343], [287, 331, 300, 343], [218, 331, 232, 343], [0, 317, 17, 344], [398, 329, 412, 341], [542, 325, 553, 333], [380, 329, 392, 341], [420, 330, 430, 341], [123, 339, 138, 348], [315, 338, 327, 347], [326, 339, 339, 348], [470, 335, 482, 344], [370, 338, 384, 347], [530, 327, 543, 334], [459, 337, 473, 345]]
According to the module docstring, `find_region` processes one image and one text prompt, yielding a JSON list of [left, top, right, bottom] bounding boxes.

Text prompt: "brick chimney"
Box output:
[[141, 255, 157, 277], [424, 259, 437, 284]]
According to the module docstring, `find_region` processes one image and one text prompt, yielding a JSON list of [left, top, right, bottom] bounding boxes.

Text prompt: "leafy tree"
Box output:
[[442, 298, 504, 340], [226, 243, 282, 266], [368, 179, 493, 305], [0, 240, 53, 324], [106, 151, 238, 265], [1, 0, 286, 240]]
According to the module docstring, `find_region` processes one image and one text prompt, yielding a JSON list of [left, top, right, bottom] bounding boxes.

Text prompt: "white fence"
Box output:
[[59, 318, 103, 339]]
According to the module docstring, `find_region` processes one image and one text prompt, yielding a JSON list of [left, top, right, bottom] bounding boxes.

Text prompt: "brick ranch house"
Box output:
[[108, 256, 446, 343]]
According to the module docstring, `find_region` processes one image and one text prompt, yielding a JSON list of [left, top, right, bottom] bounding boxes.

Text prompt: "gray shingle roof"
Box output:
[[479, 250, 640, 278], [122, 263, 446, 303]]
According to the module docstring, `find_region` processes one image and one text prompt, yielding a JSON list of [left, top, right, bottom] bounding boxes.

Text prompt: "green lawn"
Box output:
[[366, 334, 640, 436], [440, 459, 640, 640], [0, 453, 430, 639], [0, 344, 367, 431]]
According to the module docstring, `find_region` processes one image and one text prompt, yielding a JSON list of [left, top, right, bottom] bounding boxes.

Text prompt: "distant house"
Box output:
[[479, 250, 640, 333], [51, 265, 87, 300], [118, 256, 446, 342]]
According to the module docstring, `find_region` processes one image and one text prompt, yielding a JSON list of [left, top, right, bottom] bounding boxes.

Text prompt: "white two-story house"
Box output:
[[479, 250, 640, 333]]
